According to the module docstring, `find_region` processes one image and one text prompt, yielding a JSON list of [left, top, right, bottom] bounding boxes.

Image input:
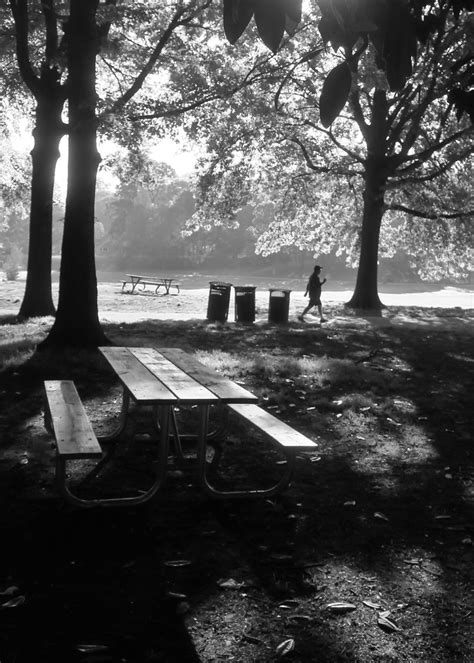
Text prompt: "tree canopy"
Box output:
[[190, 0, 473, 307]]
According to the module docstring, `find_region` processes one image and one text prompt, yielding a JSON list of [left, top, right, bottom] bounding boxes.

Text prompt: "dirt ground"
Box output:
[[0, 280, 473, 662]]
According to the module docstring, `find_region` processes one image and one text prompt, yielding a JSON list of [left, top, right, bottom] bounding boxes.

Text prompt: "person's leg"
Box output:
[[299, 300, 313, 319], [318, 303, 327, 322]]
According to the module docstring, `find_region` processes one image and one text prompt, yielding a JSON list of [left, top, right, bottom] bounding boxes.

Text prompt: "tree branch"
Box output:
[[9, 0, 40, 96], [106, 1, 211, 114], [40, 0, 57, 63], [387, 203, 474, 220], [395, 126, 473, 174], [289, 135, 362, 175]]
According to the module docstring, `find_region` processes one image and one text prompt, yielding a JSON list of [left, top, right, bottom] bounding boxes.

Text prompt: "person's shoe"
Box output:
[[298, 315, 305, 321], [320, 317, 327, 323]]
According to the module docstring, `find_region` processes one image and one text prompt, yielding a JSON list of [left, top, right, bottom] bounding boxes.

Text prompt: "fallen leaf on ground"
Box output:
[[217, 578, 245, 589], [362, 600, 381, 610], [374, 512, 390, 521], [1, 595, 26, 608], [276, 638, 295, 657], [76, 644, 109, 653], [279, 599, 300, 609], [378, 614, 400, 632], [327, 602, 357, 613]]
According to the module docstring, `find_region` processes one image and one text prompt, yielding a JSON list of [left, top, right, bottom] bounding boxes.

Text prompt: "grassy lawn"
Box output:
[[0, 288, 473, 661]]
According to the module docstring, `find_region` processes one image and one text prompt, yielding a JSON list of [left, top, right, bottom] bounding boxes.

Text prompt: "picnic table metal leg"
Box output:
[[171, 404, 229, 446], [169, 408, 187, 462], [196, 416, 297, 499], [130, 278, 141, 294], [56, 404, 171, 508], [98, 388, 130, 443]]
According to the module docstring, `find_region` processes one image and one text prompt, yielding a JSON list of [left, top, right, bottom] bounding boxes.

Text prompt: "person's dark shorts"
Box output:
[[309, 295, 321, 306]]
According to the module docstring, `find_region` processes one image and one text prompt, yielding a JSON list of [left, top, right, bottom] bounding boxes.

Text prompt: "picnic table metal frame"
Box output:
[[122, 274, 178, 295], [91, 346, 299, 505]]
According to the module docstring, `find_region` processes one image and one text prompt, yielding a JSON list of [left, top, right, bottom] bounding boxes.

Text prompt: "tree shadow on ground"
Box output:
[[0, 315, 472, 661]]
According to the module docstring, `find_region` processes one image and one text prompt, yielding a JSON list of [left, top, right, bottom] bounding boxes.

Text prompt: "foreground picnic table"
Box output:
[[44, 347, 318, 507], [121, 274, 179, 295]]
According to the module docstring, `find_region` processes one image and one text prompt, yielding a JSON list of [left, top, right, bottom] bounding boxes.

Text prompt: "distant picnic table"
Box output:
[[121, 274, 180, 295]]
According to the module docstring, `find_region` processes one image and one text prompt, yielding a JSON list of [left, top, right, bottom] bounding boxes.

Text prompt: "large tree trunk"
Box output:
[[346, 89, 389, 311], [345, 157, 386, 310], [40, 0, 107, 348], [18, 91, 65, 319]]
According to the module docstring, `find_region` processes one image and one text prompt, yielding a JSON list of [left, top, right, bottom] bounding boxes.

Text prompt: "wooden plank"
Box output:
[[99, 347, 177, 404], [130, 348, 218, 403], [228, 403, 319, 451], [44, 381, 102, 459], [158, 347, 258, 403]]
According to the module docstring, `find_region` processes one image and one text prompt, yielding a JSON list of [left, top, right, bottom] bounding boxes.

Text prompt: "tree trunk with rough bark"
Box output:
[[19, 90, 65, 319], [40, 0, 107, 348], [345, 156, 386, 310], [346, 89, 389, 311]]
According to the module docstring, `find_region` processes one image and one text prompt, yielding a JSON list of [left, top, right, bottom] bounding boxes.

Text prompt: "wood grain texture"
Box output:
[[130, 348, 218, 403], [100, 347, 177, 404], [228, 403, 318, 450], [158, 347, 258, 403], [44, 381, 102, 459]]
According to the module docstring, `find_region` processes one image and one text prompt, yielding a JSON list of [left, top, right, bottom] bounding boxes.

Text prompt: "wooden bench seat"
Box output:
[[44, 381, 103, 507], [44, 378, 170, 508], [44, 381, 102, 460], [227, 403, 318, 452], [197, 402, 318, 499]]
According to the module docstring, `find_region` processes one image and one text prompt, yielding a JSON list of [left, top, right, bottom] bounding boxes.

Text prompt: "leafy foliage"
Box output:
[[224, 0, 474, 126], [190, 3, 473, 287], [223, 0, 302, 52]]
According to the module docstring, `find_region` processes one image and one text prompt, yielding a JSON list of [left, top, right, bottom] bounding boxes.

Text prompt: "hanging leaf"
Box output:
[[276, 638, 295, 656], [254, 0, 286, 53], [319, 61, 352, 127], [382, 0, 417, 90], [318, 15, 348, 50], [223, 0, 254, 45], [327, 601, 357, 613], [283, 0, 302, 24]]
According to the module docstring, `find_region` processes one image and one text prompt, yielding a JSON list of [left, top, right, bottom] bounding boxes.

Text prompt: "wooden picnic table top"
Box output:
[[99, 346, 257, 405], [159, 347, 258, 403]]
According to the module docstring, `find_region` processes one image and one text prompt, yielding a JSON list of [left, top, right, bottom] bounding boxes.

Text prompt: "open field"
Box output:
[[0, 274, 473, 662], [1, 272, 473, 324]]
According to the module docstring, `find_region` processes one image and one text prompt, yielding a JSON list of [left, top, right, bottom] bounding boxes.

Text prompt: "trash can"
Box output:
[[234, 286, 256, 323], [268, 289, 291, 323], [207, 281, 232, 322]]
